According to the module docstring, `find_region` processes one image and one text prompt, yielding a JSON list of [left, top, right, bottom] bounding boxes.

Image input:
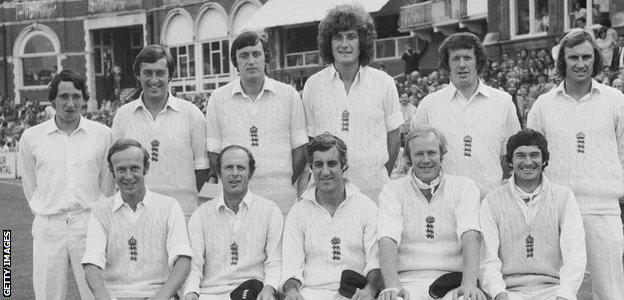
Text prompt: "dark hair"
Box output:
[[48, 69, 89, 102], [438, 32, 487, 73], [230, 31, 271, 74], [404, 127, 448, 165], [216, 145, 256, 177], [555, 30, 603, 80], [600, 19, 612, 28], [306, 132, 348, 168], [107, 139, 150, 174], [133, 44, 176, 80], [317, 4, 376, 66], [505, 129, 550, 169]]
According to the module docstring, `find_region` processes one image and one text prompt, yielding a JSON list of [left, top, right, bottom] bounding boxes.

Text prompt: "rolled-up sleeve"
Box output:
[[184, 211, 205, 295], [501, 96, 521, 156], [289, 88, 308, 149], [264, 205, 284, 290], [166, 202, 193, 268], [363, 202, 380, 275], [190, 108, 209, 170], [301, 80, 316, 136], [454, 179, 481, 240], [281, 208, 306, 288], [81, 213, 108, 269], [382, 75, 404, 132], [205, 94, 223, 153], [377, 185, 403, 245]]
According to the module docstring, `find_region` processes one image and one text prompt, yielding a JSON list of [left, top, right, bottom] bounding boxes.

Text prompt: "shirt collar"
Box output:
[[300, 179, 360, 207], [111, 190, 152, 212], [554, 79, 602, 102], [508, 173, 550, 205], [45, 116, 89, 135], [216, 191, 254, 212], [329, 64, 365, 85], [132, 92, 180, 112], [231, 76, 275, 98], [448, 79, 491, 101]]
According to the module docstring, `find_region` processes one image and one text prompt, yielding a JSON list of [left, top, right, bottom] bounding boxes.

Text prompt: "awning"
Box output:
[[241, 0, 390, 31]]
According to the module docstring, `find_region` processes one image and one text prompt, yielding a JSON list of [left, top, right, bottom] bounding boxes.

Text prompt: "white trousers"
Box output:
[[299, 287, 350, 300], [32, 211, 93, 300], [504, 285, 565, 300], [582, 214, 624, 300], [399, 271, 462, 300], [198, 293, 229, 300]]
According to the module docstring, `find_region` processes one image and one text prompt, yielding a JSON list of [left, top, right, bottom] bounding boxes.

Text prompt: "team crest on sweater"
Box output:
[[230, 242, 239, 265], [250, 126, 259, 147], [341, 110, 350, 132], [576, 132, 585, 154], [128, 236, 138, 261], [331, 237, 342, 260], [425, 216, 436, 239], [463, 135, 472, 157]]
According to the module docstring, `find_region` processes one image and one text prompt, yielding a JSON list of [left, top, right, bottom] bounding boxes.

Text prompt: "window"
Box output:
[[565, 0, 612, 30], [21, 34, 57, 86], [510, 0, 549, 37], [284, 26, 320, 68], [374, 36, 417, 60], [93, 31, 114, 76], [202, 40, 229, 76], [170, 44, 195, 79]]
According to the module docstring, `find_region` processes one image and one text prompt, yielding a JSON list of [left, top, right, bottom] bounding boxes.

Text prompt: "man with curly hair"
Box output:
[[301, 4, 403, 203], [411, 32, 520, 198]]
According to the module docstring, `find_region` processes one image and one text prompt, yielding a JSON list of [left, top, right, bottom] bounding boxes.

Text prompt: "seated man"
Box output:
[[184, 145, 283, 300], [82, 139, 192, 299], [378, 127, 485, 300], [282, 133, 382, 300], [480, 129, 586, 300]]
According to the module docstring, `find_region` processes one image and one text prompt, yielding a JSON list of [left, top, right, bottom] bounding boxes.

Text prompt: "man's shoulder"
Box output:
[[483, 183, 510, 203], [249, 191, 282, 214], [83, 118, 111, 135], [420, 85, 453, 105], [443, 174, 478, 190], [305, 66, 332, 85], [210, 80, 238, 99], [21, 119, 51, 138], [482, 84, 512, 100], [382, 175, 412, 194], [595, 82, 624, 104]]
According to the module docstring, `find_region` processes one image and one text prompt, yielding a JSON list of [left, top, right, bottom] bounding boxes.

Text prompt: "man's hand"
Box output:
[[352, 287, 375, 300], [453, 284, 486, 300], [378, 286, 410, 300], [184, 292, 199, 300], [493, 292, 509, 300], [257, 285, 277, 300], [283, 289, 305, 300]]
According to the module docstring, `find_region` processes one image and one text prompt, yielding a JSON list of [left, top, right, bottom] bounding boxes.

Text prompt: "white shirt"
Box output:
[[112, 93, 209, 216], [19, 117, 114, 215], [527, 80, 624, 214], [302, 65, 404, 202], [411, 80, 521, 197], [281, 181, 379, 290], [185, 191, 283, 295], [82, 190, 191, 270], [479, 175, 586, 299], [206, 77, 308, 215]]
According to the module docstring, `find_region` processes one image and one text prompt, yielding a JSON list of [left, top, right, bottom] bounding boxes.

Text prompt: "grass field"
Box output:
[[0, 179, 601, 299]]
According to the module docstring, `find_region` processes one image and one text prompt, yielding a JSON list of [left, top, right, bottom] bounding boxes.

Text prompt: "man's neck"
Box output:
[[54, 115, 80, 135], [121, 188, 147, 211], [456, 79, 479, 100], [514, 175, 542, 194], [241, 75, 266, 101], [564, 79, 592, 101], [142, 94, 168, 118], [224, 190, 247, 214], [334, 62, 360, 94], [316, 182, 346, 216]]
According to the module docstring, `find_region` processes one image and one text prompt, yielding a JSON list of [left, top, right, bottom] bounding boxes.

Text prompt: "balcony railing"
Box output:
[[88, 0, 142, 13], [399, 1, 431, 30], [14, 1, 57, 20]]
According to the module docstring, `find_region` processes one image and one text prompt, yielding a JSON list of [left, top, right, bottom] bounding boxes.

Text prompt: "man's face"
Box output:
[[236, 42, 266, 82], [53, 81, 85, 125], [332, 29, 360, 67], [400, 93, 409, 105], [448, 48, 479, 89], [220, 148, 251, 197], [408, 134, 442, 184], [111, 147, 147, 199], [311, 146, 344, 194], [564, 41, 594, 85], [511, 145, 544, 184], [138, 57, 170, 102]]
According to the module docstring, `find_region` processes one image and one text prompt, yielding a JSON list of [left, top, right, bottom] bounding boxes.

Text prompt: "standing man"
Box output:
[[82, 139, 192, 299], [112, 44, 210, 217], [206, 31, 307, 215], [302, 4, 403, 202], [480, 129, 586, 300], [19, 69, 114, 299], [184, 145, 283, 300], [377, 127, 484, 300], [412, 32, 520, 197], [527, 29, 624, 299], [282, 133, 382, 300]]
